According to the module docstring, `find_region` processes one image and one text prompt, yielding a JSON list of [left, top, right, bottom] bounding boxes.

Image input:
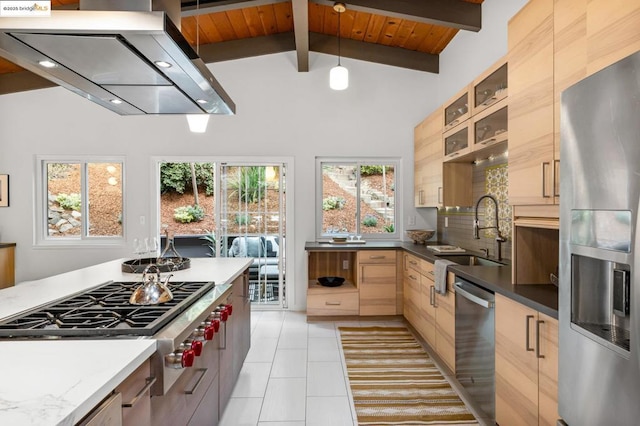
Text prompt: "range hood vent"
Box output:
[[0, 10, 235, 115]]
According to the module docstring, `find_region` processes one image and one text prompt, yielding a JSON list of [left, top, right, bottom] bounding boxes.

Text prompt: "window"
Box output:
[[37, 158, 124, 244], [317, 159, 399, 239]]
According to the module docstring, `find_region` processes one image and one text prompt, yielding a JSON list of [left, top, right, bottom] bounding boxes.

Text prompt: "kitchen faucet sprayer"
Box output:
[[473, 194, 507, 260]]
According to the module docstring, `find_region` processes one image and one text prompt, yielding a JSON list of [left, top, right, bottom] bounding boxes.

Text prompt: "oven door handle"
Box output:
[[454, 282, 494, 308]]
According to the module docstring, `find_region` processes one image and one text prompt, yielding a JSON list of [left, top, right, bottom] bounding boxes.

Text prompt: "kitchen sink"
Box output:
[[436, 255, 505, 267]]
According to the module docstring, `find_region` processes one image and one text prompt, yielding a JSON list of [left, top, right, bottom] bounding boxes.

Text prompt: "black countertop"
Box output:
[[0, 243, 16, 249], [305, 240, 558, 319]]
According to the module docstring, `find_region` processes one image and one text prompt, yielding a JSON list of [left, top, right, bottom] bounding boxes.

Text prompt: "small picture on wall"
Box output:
[[0, 174, 9, 207]]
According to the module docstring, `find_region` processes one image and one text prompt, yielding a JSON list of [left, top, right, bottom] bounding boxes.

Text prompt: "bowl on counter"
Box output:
[[406, 229, 435, 244], [317, 276, 345, 287]]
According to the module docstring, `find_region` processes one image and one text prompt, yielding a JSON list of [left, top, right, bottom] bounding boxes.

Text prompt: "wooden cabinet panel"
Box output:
[[359, 263, 397, 316], [0, 245, 15, 289], [537, 313, 559, 426], [495, 294, 558, 426], [435, 285, 455, 372], [442, 163, 473, 207], [414, 108, 443, 207], [495, 294, 539, 426], [419, 274, 436, 347], [151, 335, 221, 426], [508, 0, 556, 205], [586, 0, 640, 77], [307, 283, 359, 316], [232, 272, 251, 382], [188, 372, 219, 426], [118, 360, 152, 426], [357, 250, 396, 264]]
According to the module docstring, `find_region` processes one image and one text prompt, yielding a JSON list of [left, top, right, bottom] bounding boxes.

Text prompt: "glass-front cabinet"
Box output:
[[443, 85, 471, 132], [473, 99, 508, 151], [443, 123, 471, 162], [472, 59, 508, 115]]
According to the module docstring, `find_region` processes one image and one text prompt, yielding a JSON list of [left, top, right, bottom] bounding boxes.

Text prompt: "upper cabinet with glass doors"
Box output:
[[472, 60, 508, 116], [443, 84, 471, 132]]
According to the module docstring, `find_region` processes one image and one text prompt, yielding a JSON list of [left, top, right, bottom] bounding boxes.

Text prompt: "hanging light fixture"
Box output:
[[187, 0, 210, 133], [330, 2, 348, 91]]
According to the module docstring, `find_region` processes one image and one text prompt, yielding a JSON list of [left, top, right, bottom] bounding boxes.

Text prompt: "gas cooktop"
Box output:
[[0, 280, 215, 338]]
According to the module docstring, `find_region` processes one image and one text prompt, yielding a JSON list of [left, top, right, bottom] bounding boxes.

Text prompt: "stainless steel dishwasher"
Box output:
[[454, 276, 495, 422]]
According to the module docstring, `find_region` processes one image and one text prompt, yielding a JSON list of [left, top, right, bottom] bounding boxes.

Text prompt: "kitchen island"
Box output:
[[0, 257, 252, 426]]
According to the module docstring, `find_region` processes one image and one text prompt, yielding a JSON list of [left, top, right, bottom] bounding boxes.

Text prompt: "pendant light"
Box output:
[[187, 0, 210, 133], [330, 2, 348, 91]]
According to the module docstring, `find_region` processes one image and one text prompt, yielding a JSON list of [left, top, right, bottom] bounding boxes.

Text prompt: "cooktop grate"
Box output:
[[0, 280, 215, 338]]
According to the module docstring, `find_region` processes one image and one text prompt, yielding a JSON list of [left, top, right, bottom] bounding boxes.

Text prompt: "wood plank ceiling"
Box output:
[[0, 0, 483, 94]]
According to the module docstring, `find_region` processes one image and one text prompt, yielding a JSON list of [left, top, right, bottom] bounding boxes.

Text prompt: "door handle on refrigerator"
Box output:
[[525, 315, 535, 351], [536, 320, 545, 359]]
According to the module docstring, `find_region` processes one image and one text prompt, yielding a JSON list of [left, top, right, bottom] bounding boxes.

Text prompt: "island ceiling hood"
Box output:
[[0, 0, 235, 115]]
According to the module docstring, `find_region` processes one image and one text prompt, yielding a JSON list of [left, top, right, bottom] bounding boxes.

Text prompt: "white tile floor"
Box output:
[[219, 310, 491, 426]]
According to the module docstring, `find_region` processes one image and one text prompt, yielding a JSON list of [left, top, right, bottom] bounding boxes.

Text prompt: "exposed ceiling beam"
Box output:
[[0, 71, 55, 95], [310, 32, 438, 73], [180, 0, 290, 16], [292, 0, 309, 72], [310, 0, 481, 32], [198, 32, 296, 62]]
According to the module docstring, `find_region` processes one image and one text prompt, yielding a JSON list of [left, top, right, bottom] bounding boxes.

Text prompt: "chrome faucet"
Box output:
[[473, 194, 507, 260]]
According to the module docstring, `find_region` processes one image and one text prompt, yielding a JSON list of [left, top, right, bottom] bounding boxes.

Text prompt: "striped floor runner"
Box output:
[[339, 326, 478, 425]]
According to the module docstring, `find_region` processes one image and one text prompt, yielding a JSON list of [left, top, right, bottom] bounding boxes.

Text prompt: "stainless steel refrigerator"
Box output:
[[559, 50, 640, 425]]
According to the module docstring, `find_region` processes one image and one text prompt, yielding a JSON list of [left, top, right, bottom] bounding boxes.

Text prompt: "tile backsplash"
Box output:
[[437, 155, 512, 260]]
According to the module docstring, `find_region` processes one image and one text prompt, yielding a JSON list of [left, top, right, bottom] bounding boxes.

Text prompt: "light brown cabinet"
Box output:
[[0, 244, 15, 289], [508, 0, 557, 205], [495, 293, 558, 426], [307, 250, 359, 317], [358, 250, 398, 316], [118, 360, 153, 426], [414, 108, 443, 207], [403, 254, 456, 372]]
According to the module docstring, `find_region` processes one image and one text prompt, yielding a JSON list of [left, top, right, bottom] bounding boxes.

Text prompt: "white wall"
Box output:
[[0, 0, 525, 310]]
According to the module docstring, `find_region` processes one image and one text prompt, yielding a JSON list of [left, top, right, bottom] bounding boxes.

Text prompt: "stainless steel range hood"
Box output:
[[0, 9, 235, 115]]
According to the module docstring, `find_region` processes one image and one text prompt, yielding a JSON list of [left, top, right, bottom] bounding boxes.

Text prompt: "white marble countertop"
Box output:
[[0, 257, 252, 426]]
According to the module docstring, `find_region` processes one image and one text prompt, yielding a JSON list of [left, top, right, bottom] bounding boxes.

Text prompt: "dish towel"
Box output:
[[434, 259, 457, 294]]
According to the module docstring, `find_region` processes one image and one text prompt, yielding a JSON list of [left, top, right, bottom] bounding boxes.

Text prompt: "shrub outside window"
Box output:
[[317, 159, 398, 239], [39, 159, 124, 242]]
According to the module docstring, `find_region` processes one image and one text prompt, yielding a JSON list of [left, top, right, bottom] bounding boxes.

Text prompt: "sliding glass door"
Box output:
[[157, 160, 287, 308]]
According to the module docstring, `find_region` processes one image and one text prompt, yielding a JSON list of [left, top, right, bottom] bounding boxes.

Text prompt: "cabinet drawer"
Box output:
[[357, 250, 396, 264], [404, 253, 422, 273], [420, 259, 435, 280], [307, 291, 359, 316]]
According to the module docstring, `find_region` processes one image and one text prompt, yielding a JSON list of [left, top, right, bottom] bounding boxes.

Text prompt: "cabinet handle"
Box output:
[[409, 260, 418, 266], [369, 255, 386, 259], [525, 315, 535, 351], [409, 274, 418, 280], [185, 368, 208, 395], [553, 159, 560, 197], [536, 320, 545, 359], [541, 162, 551, 198], [449, 118, 460, 127], [419, 189, 424, 205], [438, 187, 443, 204], [122, 376, 157, 408], [481, 96, 498, 106], [430, 285, 435, 306], [326, 301, 341, 306], [428, 270, 434, 276], [449, 152, 460, 158], [480, 138, 496, 146]]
